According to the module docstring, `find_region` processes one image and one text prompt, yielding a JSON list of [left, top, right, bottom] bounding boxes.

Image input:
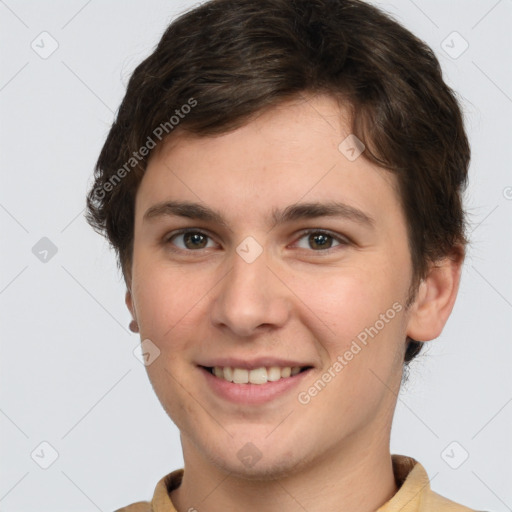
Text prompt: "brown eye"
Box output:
[[294, 230, 348, 251], [308, 232, 333, 250], [167, 230, 215, 251]]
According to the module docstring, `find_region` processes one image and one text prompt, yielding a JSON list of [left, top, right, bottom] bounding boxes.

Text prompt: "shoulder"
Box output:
[[113, 468, 184, 512], [386, 455, 482, 512], [423, 488, 481, 512], [114, 501, 152, 512]]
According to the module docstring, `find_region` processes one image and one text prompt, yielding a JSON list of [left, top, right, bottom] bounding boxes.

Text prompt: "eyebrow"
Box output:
[[143, 200, 375, 229]]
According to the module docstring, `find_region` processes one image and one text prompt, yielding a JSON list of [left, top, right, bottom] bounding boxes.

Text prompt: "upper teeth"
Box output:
[[212, 366, 302, 384]]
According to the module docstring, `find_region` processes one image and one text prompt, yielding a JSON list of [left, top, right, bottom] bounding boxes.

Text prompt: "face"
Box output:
[[127, 94, 417, 478]]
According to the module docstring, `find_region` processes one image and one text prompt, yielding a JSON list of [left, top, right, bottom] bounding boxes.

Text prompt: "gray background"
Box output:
[[1, 0, 511, 510]]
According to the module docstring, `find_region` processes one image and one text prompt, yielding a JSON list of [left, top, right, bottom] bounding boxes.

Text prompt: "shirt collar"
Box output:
[[377, 454, 432, 511], [150, 454, 432, 512]]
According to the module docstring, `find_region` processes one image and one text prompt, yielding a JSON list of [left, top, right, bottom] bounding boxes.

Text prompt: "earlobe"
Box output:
[[125, 289, 138, 330], [406, 247, 464, 342]]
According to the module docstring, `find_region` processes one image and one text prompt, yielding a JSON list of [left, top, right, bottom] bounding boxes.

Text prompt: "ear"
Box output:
[[406, 247, 464, 342], [125, 289, 137, 322]]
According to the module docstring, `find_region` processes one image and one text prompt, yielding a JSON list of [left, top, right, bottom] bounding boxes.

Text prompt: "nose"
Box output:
[[210, 247, 291, 338]]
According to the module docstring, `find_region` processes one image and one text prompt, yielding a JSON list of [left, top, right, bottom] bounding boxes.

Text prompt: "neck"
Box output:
[[170, 432, 398, 512]]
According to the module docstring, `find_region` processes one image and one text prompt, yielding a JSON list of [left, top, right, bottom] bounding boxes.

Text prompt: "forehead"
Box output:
[[136, 94, 403, 230]]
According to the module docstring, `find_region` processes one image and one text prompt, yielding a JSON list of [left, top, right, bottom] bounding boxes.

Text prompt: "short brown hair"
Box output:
[[86, 0, 470, 365]]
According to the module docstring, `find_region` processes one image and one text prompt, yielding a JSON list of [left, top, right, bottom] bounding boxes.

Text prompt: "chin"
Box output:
[[206, 442, 311, 481]]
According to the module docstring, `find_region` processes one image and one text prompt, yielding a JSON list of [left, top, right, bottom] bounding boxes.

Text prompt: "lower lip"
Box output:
[[199, 366, 312, 405]]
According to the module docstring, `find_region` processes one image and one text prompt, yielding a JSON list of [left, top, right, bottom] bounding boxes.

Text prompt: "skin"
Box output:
[[125, 94, 463, 512]]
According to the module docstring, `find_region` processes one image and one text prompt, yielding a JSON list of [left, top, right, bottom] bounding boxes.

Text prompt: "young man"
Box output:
[[86, 0, 481, 510]]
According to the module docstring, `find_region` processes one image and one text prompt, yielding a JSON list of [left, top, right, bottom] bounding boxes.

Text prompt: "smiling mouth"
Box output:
[[201, 365, 313, 385]]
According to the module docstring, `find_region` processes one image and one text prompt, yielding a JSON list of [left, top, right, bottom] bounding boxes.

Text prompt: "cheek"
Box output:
[[298, 267, 407, 414], [131, 258, 186, 337], [291, 263, 407, 348], [131, 254, 219, 347]]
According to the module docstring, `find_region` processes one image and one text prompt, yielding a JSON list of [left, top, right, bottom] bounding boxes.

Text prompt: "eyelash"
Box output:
[[163, 228, 350, 254]]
